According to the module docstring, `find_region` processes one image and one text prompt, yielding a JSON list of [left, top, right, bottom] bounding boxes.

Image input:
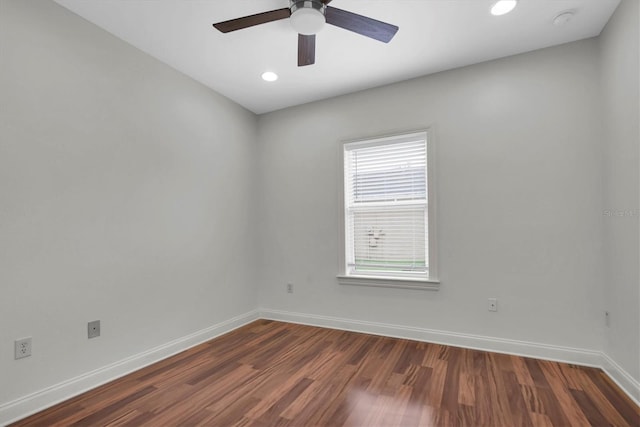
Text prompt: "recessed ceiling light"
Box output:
[[491, 0, 518, 16], [261, 71, 278, 82]]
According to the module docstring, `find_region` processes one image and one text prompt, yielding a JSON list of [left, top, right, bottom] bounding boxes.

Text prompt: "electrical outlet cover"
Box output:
[[88, 320, 101, 339], [15, 337, 32, 359]]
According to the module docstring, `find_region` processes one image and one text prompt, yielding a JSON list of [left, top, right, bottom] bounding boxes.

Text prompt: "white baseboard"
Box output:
[[259, 308, 640, 405], [259, 308, 602, 366], [600, 352, 640, 406], [0, 310, 260, 427]]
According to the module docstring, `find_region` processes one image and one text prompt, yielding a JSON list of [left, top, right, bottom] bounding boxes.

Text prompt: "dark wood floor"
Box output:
[[11, 320, 640, 427]]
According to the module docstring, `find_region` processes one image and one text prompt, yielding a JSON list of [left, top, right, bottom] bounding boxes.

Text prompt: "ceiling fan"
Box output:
[[213, 0, 399, 67]]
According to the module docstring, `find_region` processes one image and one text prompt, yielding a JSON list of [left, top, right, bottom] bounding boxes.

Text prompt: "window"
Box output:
[[338, 130, 438, 289]]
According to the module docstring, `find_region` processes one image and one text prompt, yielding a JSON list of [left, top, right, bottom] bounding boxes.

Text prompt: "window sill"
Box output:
[[337, 275, 440, 290]]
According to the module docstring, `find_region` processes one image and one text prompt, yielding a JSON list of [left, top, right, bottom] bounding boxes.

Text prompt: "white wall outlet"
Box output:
[[88, 320, 101, 339], [286, 283, 293, 293], [15, 337, 32, 359], [488, 298, 498, 312]]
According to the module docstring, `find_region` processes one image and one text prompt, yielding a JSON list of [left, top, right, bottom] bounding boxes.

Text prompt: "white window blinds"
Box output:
[[344, 134, 428, 278]]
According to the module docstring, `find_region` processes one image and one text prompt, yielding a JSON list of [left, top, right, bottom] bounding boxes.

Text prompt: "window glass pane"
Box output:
[[348, 141, 426, 203], [351, 207, 427, 273]]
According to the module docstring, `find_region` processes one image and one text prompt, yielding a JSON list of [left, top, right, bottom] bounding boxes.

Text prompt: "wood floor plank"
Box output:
[[417, 403, 439, 427], [456, 403, 478, 427], [257, 377, 313, 424], [101, 409, 140, 427], [519, 383, 545, 414], [282, 363, 358, 425], [377, 386, 413, 427], [203, 395, 263, 426], [421, 342, 445, 367], [118, 410, 155, 427], [491, 351, 515, 372], [557, 364, 585, 391], [535, 385, 573, 427], [584, 367, 640, 426], [424, 358, 448, 408], [134, 383, 194, 414], [279, 378, 324, 420], [366, 336, 409, 395], [399, 366, 433, 427], [538, 360, 591, 427], [570, 388, 613, 427], [501, 371, 533, 427], [315, 369, 368, 426], [457, 372, 475, 406], [529, 412, 555, 427], [576, 367, 635, 426], [510, 354, 537, 387], [482, 352, 515, 427], [69, 385, 156, 427], [202, 366, 266, 413], [341, 388, 379, 427], [10, 320, 638, 427]]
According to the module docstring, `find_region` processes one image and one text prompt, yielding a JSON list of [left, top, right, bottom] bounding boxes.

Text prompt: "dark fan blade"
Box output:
[[325, 7, 398, 43], [213, 8, 290, 33], [298, 34, 316, 66], [320, 0, 333, 4]]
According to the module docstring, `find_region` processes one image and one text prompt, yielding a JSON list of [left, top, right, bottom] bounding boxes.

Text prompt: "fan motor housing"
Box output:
[[290, 0, 326, 35]]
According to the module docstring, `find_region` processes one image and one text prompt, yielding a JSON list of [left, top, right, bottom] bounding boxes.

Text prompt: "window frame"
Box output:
[[337, 129, 439, 290]]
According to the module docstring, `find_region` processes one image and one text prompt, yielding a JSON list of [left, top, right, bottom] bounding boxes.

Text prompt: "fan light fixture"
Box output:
[[212, 0, 399, 67], [491, 0, 518, 16], [290, 0, 326, 35]]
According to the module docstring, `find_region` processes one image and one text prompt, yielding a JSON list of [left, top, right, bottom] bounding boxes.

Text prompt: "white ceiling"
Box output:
[[53, 0, 620, 114]]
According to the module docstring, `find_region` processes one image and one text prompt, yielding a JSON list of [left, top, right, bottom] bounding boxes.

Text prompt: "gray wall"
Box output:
[[0, 0, 258, 405], [599, 0, 640, 384], [257, 39, 605, 350]]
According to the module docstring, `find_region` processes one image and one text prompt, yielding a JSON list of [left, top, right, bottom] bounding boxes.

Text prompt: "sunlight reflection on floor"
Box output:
[[341, 388, 437, 426]]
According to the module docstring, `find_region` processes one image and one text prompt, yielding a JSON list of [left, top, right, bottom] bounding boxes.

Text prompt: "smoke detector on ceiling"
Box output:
[[553, 11, 575, 26]]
